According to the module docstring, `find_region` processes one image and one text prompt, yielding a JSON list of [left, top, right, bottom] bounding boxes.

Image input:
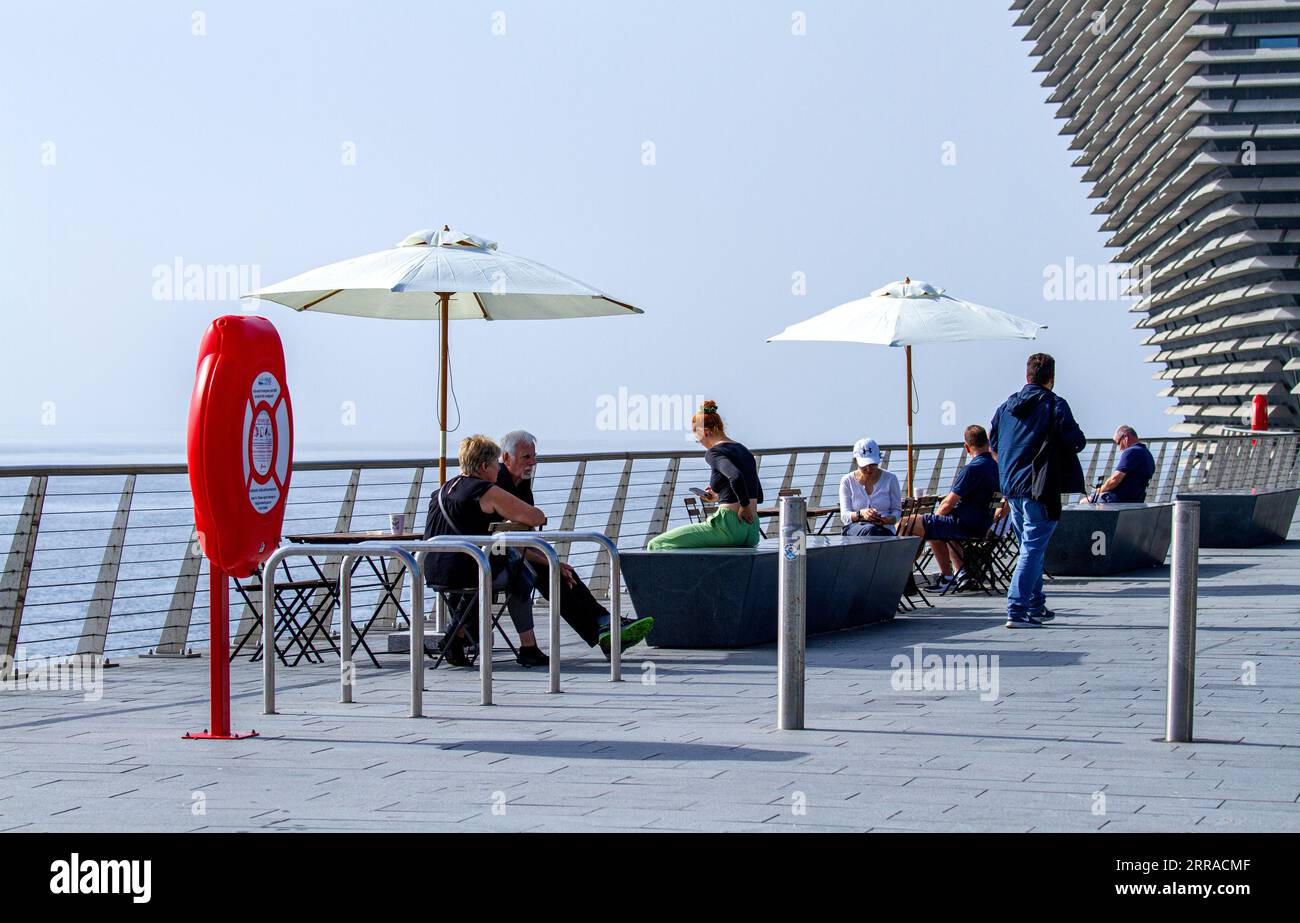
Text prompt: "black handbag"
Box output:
[[1029, 396, 1065, 520]]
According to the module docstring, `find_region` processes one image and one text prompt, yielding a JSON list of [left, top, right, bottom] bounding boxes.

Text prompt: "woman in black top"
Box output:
[[647, 401, 764, 549], [423, 434, 550, 667]]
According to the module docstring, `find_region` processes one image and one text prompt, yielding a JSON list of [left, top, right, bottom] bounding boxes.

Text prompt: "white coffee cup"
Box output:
[[388, 512, 406, 534]]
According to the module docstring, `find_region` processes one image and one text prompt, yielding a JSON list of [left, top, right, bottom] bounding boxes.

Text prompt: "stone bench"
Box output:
[[1175, 487, 1299, 548], [620, 534, 921, 649], [1043, 502, 1173, 577]]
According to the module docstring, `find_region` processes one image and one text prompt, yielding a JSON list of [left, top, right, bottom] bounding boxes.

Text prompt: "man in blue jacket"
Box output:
[[989, 353, 1086, 628]]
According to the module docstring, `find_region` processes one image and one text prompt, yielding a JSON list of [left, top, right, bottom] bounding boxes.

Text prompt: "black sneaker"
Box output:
[[1005, 616, 1041, 629], [437, 632, 473, 667], [516, 645, 550, 668], [1032, 608, 1056, 622]]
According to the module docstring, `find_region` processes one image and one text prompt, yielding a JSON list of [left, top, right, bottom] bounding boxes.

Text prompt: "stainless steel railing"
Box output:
[[2, 433, 1297, 668]]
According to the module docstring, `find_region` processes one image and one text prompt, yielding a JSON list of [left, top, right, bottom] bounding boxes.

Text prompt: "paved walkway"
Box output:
[[3, 521, 1298, 832]]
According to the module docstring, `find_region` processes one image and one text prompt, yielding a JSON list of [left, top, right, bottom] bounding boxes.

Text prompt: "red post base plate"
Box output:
[[183, 729, 259, 740]]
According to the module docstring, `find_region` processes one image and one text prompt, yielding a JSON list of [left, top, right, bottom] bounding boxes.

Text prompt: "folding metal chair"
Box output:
[[231, 564, 339, 665], [895, 497, 937, 609], [683, 494, 718, 524], [426, 580, 528, 668], [899, 496, 939, 583], [935, 497, 1010, 597]]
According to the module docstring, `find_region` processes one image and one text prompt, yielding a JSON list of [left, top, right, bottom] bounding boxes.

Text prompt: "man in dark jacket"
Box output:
[[989, 353, 1086, 628]]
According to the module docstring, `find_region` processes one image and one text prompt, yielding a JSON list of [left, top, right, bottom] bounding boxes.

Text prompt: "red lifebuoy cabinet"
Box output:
[[1251, 394, 1269, 432], [185, 315, 293, 740]]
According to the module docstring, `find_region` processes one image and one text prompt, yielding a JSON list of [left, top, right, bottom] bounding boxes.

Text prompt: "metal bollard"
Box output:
[[340, 555, 354, 704], [1166, 499, 1200, 743], [777, 494, 807, 730]]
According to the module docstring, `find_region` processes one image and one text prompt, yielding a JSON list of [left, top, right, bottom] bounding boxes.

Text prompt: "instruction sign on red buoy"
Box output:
[[185, 315, 293, 740]]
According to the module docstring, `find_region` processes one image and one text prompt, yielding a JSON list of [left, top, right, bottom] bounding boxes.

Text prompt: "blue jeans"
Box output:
[[1007, 497, 1058, 619]]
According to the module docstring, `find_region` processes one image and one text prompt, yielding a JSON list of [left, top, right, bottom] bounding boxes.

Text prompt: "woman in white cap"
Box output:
[[838, 438, 902, 536]]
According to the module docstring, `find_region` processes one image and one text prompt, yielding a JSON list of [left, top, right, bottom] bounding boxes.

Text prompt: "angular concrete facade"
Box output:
[[1013, 0, 1300, 434]]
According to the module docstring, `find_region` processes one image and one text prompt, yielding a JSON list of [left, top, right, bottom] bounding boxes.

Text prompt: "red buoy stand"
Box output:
[[183, 315, 292, 741], [183, 568, 257, 740]]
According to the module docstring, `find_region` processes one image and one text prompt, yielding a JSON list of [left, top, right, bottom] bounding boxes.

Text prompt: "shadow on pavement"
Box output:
[[438, 739, 808, 761]]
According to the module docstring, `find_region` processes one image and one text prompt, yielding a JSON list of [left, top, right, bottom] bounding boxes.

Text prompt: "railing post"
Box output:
[[1101, 440, 1118, 488], [556, 460, 586, 565], [780, 453, 798, 494], [644, 457, 681, 545], [312, 468, 360, 637], [1151, 439, 1171, 502], [0, 476, 46, 676], [588, 459, 632, 598], [810, 450, 832, 508], [1084, 442, 1102, 491], [154, 524, 203, 656], [777, 494, 806, 730], [1180, 440, 1201, 492], [1210, 438, 1228, 489], [925, 447, 946, 496], [376, 466, 425, 632], [76, 475, 135, 657], [1226, 438, 1245, 490], [1166, 499, 1199, 743], [1261, 436, 1282, 490]]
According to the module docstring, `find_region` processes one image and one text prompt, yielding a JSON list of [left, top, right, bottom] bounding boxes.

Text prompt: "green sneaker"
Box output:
[[598, 616, 655, 660]]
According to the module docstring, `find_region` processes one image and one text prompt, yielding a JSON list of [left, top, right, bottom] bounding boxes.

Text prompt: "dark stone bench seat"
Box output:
[[620, 534, 921, 649], [1043, 502, 1173, 577], [1174, 488, 1299, 548]]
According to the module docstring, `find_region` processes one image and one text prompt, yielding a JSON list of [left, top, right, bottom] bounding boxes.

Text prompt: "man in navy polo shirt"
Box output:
[[1084, 425, 1155, 504], [901, 424, 999, 588]]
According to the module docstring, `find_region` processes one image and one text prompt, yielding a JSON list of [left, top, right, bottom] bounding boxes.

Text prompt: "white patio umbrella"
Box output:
[[767, 278, 1045, 496], [247, 226, 642, 482]]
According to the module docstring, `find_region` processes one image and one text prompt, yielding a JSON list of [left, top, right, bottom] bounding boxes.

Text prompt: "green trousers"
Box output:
[[647, 507, 762, 550]]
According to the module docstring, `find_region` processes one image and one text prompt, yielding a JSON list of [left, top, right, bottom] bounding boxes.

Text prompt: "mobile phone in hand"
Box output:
[[689, 487, 709, 499]]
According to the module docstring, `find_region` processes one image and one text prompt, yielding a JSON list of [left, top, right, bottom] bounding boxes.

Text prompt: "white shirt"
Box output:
[[839, 469, 902, 530]]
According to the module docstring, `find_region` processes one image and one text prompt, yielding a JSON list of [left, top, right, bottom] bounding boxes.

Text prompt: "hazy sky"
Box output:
[[0, 0, 1171, 461]]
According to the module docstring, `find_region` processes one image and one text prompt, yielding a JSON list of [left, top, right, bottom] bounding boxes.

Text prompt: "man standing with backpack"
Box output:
[[989, 354, 1086, 628]]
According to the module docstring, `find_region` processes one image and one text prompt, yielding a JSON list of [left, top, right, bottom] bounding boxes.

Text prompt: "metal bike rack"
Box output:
[[356, 536, 563, 698], [528, 531, 624, 682], [261, 539, 489, 717], [382, 531, 624, 682], [342, 538, 491, 707]]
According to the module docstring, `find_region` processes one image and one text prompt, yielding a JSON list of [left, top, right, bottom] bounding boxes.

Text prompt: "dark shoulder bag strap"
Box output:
[[1029, 396, 1060, 501], [437, 475, 466, 535]]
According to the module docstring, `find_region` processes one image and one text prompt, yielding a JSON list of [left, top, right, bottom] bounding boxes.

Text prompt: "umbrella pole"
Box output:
[[438, 292, 450, 485], [905, 345, 914, 498]]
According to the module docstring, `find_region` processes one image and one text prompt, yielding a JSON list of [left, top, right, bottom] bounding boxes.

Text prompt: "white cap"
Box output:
[[853, 438, 882, 467]]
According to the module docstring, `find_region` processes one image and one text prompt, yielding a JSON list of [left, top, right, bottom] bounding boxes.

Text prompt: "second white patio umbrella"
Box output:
[[767, 278, 1045, 496], [248, 226, 642, 482]]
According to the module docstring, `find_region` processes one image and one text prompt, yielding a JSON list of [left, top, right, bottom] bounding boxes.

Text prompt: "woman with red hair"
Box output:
[[648, 400, 764, 550]]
